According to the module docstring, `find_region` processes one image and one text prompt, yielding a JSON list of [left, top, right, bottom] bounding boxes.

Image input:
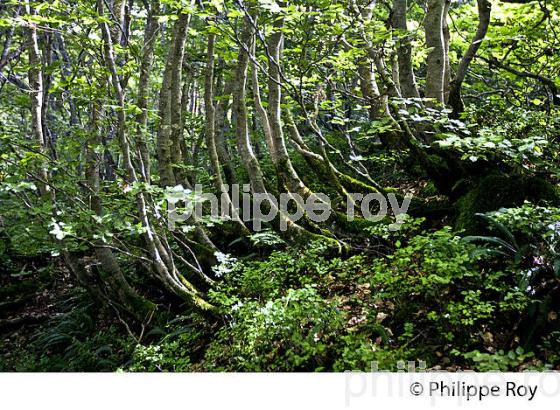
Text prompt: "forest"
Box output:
[[0, 0, 559, 372]]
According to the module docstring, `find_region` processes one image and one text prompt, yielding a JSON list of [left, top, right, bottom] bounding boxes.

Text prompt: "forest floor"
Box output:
[[0, 259, 75, 369]]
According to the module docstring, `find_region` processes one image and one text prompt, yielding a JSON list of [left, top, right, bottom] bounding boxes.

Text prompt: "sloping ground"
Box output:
[[0, 258, 74, 370]]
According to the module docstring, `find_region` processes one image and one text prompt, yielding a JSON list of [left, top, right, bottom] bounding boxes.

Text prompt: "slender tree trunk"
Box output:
[[26, 0, 49, 198], [233, 13, 319, 240], [179, 60, 196, 185], [352, 0, 405, 148], [157, 8, 194, 187], [425, 0, 446, 104], [54, 33, 79, 128], [205, 32, 248, 234], [233, 16, 268, 196], [354, 1, 390, 121], [98, 0, 214, 313], [214, 82, 237, 187], [448, 0, 492, 116], [110, 0, 126, 45], [442, 0, 452, 102], [0, 5, 22, 73], [87, 102, 152, 318], [372, 52, 401, 98], [358, 63, 388, 120], [135, 0, 159, 182], [41, 32, 56, 160], [392, 0, 420, 98], [169, 10, 194, 186], [204, 34, 220, 182], [253, 14, 316, 201]]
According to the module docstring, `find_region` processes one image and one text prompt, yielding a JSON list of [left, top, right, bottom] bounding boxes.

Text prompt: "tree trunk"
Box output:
[[392, 0, 420, 97], [98, 0, 214, 313], [214, 82, 237, 187], [448, 0, 492, 116], [157, 9, 193, 187], [26, 0, 50, 198], [256, 15, 316, 202], [205, 32, 249, 234], [425, 0, 447, 104], [135, 0, 160, 182], [233, 15, 268, 197]]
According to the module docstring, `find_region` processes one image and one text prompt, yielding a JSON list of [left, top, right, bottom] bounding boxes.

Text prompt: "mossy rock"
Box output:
[[331, 211, 381, 235], [455, 174, 559, 234]]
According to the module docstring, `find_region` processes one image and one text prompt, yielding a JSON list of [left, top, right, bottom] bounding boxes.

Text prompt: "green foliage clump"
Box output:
[[0, 292, 134, 372], [204, 286, 344, 371], [454, 348, 538, 372], [489, 203, 560, 270], [455, 175, 558, 234], [211, 241, 337, 302], [366, 227, 531, 366], [126, 338, 193, 372], [124, 315, 206, 372]]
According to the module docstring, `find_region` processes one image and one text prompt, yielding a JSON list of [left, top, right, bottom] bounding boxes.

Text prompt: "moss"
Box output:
[[336, 172, 388, 195], [421, 153, 457, 194], [129, 296, 158, 318], [422, 181, 439, 197], [408, 198, 452, 219], [455, 174, 559, 234], [426, 154, 450, 170], [331, 211, 382, 235], [287, 225, 347, 254]]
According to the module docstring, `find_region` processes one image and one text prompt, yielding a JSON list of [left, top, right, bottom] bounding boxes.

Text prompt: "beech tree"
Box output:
[[0, 0, 559, 372]]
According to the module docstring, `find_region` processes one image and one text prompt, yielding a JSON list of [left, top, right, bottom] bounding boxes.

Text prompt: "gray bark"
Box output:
[[157, 9, 193, 187], [449, 0, 492, 115], [392, 0, 420, 98], [425, 0, 446, 104], [205, 32, 248, 233], [26, 0, 50, 198], [135, 0, 160, 182]]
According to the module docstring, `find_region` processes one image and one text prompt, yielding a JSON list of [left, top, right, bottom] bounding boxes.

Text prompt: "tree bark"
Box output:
[[233, 16, 269, 198], [214, 82, 237, 187], [205, 31, 249, 234], [442, 0, 452, 102], [157, 9, 193, 187], [25, 0, 50, 198], [135, 0, 160, 182], [448, 0, 492, 116], [425, 0, 446, 104], [98, 0, 214, 313], [392, 0, 420, 98], [257, 14, 316, 202]]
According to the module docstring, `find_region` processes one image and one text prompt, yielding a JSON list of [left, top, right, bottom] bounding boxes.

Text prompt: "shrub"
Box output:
[[366, 227, 531, 365], [203, 286, 344, 371], [126, 337, 192, 372]]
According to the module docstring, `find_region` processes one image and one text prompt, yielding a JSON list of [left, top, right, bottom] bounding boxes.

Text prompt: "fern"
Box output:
[[462, 214, 521, 261]]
